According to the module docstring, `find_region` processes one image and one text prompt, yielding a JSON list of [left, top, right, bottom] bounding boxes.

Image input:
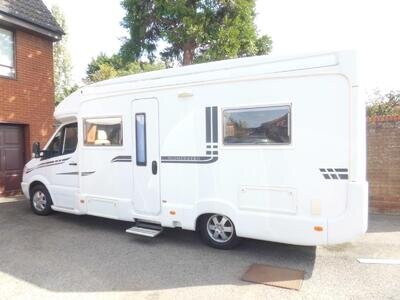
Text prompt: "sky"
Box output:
[[43, 0, 400, 95]]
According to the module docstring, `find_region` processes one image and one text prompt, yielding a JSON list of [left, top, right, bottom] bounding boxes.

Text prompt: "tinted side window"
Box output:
[[46, 129, 63, 158], [63, 123, 78, 155], [223, 106, 291, 145]]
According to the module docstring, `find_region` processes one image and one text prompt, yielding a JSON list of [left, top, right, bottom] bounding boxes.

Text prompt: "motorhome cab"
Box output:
[[21, 52, 368, 249]]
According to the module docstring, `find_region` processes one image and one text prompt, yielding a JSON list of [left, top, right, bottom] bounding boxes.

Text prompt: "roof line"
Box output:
[[0, 12, 63, 40]]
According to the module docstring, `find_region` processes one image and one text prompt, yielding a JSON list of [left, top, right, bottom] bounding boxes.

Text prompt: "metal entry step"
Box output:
[[126, 221, 163, 238]]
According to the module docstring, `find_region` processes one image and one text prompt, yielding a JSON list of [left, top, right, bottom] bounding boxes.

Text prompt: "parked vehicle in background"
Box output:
[[21, 52, 368, 249]]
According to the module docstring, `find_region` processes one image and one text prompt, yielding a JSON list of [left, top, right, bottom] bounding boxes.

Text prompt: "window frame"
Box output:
[[43, 122, 77, 160], [0, 26, 16, 80], [135, 113, 147, 166], [222, 103, 292, 146], [62, 123, 78, 155], [82, 116, 124, 147]]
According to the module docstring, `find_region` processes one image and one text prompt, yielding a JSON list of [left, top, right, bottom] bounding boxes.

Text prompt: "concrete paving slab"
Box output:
[[0, 201, 399, 299]]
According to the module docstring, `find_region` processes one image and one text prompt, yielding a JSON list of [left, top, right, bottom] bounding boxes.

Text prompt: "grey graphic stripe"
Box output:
[[111, 155, 132, 162], [81, 171, 96, 176], [25, 157, 71, 173], [56, 172, 79, 175], [212, 106, 218, 143], [161, 106, 218, 164], [206, 107, 211, 143], [320, 168, 349, 180]]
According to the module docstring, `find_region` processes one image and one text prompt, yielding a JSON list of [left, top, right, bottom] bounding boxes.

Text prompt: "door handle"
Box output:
[[152, 161, 158, 175], [69, 162, 78, 166]]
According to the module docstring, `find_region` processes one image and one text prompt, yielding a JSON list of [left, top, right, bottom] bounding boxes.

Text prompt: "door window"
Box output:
[[45, 123, 78, 159], [46, 129, 63, 158], [63, 123, 78, 155], [135, 113, 147, 166]]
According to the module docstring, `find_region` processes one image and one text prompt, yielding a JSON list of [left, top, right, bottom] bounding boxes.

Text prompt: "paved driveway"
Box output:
[[0, 197, 399, 299]]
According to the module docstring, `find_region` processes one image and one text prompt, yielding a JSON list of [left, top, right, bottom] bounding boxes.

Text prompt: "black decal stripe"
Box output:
[[206, 107, 211, 143], [162, 106, 219, 165], [161, 157, 218, 164], [111, 156, 132, 162], [212, 106, 218, 143], [57, 172, 79, 175], [320, 167, 349, 180], [81, 171, 95, 176], [161, 156, 212, 161]]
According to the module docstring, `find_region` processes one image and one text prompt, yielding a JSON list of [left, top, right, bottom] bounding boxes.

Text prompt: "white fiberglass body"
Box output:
[[22, 51, 368, 246]]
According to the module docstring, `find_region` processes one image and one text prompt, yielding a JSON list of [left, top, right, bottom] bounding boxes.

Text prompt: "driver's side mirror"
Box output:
[[32, 142, 41, 158]]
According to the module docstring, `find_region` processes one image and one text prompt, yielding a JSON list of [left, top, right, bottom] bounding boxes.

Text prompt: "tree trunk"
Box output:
[[182, 41, 195, 65]]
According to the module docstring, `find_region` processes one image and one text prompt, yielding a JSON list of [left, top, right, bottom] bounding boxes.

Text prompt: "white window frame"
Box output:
[[222, 103, 292, 147], [0, 26, 16, 79], [83, 116, 124, 147]]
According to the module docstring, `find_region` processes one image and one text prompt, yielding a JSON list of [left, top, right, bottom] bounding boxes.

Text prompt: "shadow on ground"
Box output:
[[0, 201, 316, 292], [367, 213, 400, 233]]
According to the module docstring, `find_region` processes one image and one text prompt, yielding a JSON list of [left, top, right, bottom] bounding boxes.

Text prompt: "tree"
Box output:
[[85, 53, 164, 84], [367, 90, 400, 117], [52, 6, 73, 104], [120, 0, 272, 66]]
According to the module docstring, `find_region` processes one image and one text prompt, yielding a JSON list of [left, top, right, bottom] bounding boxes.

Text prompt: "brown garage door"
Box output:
[[0, 125, 24, 196]]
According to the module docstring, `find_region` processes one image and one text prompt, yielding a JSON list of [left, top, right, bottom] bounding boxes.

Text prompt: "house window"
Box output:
[[84, 117, 123, 146], [223, 105, 291, 145], [0, 27, 15, 78]]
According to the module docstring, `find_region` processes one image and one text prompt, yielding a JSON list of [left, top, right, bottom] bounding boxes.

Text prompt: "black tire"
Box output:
[[30, 184, 53, 216], [199, 214, 241, 250]]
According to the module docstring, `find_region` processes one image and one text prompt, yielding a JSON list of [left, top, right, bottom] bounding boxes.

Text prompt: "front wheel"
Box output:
[[199, 214, 241, 250], [30, 184, 53, 216]]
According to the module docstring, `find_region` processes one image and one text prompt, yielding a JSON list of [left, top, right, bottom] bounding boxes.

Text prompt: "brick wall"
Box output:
[[0, 29, 55, 162], [368, 115, 400, 214]]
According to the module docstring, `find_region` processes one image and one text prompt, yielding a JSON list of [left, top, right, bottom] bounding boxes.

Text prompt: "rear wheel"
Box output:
[[30, 184, 53, 216], [199, 214, 240, 249]]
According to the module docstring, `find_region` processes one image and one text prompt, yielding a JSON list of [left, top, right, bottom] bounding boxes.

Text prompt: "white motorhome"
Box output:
[[21, 52, 368, 249]]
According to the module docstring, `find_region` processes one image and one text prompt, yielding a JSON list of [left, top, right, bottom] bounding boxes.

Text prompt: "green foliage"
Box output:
[[52, 5, 73, 104], [120, 0, 272, 65], [367, 90, 400, 117], [85, 53, 164, 84]]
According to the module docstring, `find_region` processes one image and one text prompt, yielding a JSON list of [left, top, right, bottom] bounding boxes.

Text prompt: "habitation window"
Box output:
[[84, 117, 123, 146], [0, 27, 15, 78], [135, 113, 147, 166], [223, 106, 291, 145]]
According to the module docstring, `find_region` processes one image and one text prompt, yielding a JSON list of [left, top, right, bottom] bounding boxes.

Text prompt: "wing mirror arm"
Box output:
[[32, 142, 41, 158]]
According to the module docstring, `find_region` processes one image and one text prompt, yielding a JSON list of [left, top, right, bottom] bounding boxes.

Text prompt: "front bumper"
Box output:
[[21, 182, 29, 200]]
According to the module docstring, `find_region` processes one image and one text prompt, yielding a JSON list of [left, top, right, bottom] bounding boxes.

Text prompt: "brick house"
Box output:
[[0, 0, 63, 195]]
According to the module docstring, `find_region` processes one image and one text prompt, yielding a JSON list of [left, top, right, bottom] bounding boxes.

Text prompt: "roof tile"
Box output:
[[0, 0, 63, 35]]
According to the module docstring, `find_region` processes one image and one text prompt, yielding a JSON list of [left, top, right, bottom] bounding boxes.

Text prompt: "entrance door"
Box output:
[[132, 98, 161, 215], [0, 124, 24, 196]]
